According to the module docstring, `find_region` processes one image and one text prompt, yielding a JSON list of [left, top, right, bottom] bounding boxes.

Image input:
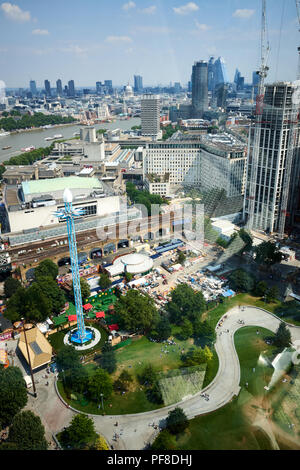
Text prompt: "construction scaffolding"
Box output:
[[245, 0, 270, 231]]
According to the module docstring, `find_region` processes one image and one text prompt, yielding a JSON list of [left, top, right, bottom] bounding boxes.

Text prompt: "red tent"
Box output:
[[96, 311, 105, 319], [83, 303, 93, 311], [108, 324, 119, 331], [68, 315, 77, 322]]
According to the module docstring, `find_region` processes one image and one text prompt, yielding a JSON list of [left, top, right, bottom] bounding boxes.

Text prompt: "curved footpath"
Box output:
[[29, 306, 300, 450]]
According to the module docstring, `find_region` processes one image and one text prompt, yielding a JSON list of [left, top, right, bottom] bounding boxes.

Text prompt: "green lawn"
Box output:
[[164, 326, 277, 450]]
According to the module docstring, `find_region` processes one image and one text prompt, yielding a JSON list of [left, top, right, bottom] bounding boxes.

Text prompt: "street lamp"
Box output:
[[100, 393, 104, 411], [21, 318, 37, 398]]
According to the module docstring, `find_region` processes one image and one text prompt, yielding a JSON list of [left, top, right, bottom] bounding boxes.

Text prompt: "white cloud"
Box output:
[[194, 20, 210, 32], [135, 25, 172, 34], [233, 9, 255, 19], [59, 45, 88, 56], [141, 5, 156, 14], [122, 1, 135, 11], [32, 29, 49, 36], [105, 35, 132, 43], [173, 2, 199, 15], [1, 2, 31, 22]]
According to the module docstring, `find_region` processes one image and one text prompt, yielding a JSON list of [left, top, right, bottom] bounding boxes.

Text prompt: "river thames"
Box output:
[[0, 117, 141, 163]]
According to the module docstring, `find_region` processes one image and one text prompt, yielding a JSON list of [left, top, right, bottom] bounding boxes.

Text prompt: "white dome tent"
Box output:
[[106, 252, 153, 277]]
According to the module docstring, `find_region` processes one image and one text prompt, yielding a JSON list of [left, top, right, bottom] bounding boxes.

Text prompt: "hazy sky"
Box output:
[[0, 0, 299, 88]]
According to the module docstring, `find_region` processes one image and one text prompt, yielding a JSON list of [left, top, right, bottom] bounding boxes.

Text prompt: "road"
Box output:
[[20, 305, 300, 450]]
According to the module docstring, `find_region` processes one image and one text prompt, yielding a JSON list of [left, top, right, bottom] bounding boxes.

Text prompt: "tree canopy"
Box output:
[[0, 367, 28, 428], [166, 284, 206, 325], [35, 276, 66, 315], [69, 277, 91, 303], [88, 368, 113, 401], [274, 323, 291, 348], [115, 289, 158, 333], [255, 242, 282, 266], [166, 407, 189, 435], [7, 411, 48, 450], [4, 284, 51, 323], [62, 414, 96, 450], [34, 259, 58, 280], [4, 277, 21, 298], [98, 273, 112, 290], [229, 269, 255, 293]]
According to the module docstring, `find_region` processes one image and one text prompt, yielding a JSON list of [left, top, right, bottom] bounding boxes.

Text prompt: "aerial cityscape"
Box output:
[[1, 0, 300, 457]]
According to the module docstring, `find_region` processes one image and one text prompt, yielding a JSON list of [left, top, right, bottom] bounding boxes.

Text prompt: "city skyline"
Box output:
[[0, 0, 299, 87]]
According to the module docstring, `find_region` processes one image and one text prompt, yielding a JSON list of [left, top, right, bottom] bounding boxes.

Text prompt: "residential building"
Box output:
[[141, 94, 162, 140]]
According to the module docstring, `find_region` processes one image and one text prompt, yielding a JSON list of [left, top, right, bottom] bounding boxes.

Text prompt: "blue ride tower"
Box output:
[[55, 188, 92, 345]]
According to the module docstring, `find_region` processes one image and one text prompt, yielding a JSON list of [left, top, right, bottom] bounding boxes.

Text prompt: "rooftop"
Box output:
[[22, 176, 102, 196]]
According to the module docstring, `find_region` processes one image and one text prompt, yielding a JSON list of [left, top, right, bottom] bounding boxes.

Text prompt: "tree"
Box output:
[[265, 286, 279, 303], [114, 370, 133, 392], [35, 259, 58, 280], [93, 435, 109, 450], [193, 320, 215, 345], [166, 284, 206, 325], [151, 316, 172, 342], [124, 272, 133, 283], [4, 283, 51, 323], [88, 368, 113, 401], [7, 411, 47, 450], [115, 289, 158, 333], [56, 345, 80, 371], [180, 318, 193, 340], [152, 430, 177, 450], [99, 348, 117, 374], [166, 407, 189, 435], [69, 277, 90, 303], [35, 276, 66, 315], [229, 269, 255, 293], [183, 346, 213, 366], [254, 281, 268, 298], [0, 367, 27, 427], [239, 228, 253, 252], [62, 414, 96, 450], [177, 252, 186, 265], [274, 323, 291, 348], [98, 273, 112, 290], [138, 364, 157, 387], [4, 277, 21, 298], [255, 241, 282, 266]]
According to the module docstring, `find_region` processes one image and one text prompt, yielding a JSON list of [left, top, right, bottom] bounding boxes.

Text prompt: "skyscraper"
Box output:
[[56, 79, 63, 96], [191, 61, 208, 118], [68, 80, 75, 97], [104, 80, 113, 94], [96, 81, 102, 95], [44, 79, 51, 97], [141, 94, 161, 140], [134, 75, 143, 93], [208, 57, 215, 92], [243, 82, 300, 233], [213, 57, 229, 88], [29, 80, 37, 96]]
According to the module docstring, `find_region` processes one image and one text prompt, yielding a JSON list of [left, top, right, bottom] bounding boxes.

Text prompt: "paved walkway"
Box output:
[[26, 305, 300, 450]]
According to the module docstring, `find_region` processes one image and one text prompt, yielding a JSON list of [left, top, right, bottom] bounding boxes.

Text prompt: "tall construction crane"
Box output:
[[277, 0, 300, 238], [245, 0, 270, 231]]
